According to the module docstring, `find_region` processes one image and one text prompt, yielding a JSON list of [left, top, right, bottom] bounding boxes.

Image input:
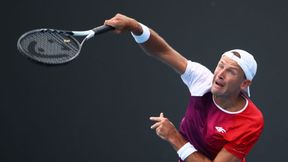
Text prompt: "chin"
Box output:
[[211, 89, 224, 97]]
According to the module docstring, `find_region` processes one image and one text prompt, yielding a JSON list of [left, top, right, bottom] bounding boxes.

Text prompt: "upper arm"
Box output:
[[213, 148, 241, 162], [156, 48, 188, 74], [181, 61, 213, 96]]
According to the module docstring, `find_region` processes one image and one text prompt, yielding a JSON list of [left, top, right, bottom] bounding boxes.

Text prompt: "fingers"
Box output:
[[149, 112, 165, 129], [104, 14, 122, 34], [149, 113, 177, 141], [149, 116, 161, 122], [104, 13, 137, 34], [104, 19, 118, 28], [149, 112, 164, 122], [150, 122, 161, 129], [104, 13, 125, 27]]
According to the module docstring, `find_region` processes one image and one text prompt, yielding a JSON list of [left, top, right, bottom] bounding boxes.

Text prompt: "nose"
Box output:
[[217, 69, 225, 80]]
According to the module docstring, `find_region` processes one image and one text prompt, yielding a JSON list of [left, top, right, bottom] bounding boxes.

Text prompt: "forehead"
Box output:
[[218, 56, 242, 69]]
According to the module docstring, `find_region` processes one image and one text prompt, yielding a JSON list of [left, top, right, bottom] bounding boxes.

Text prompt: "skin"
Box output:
[[212, 56, 251, 111], [105, 13, 252, 162]]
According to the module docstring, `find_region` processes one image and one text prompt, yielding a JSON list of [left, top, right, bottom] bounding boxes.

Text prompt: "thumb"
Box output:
[[160, 112, 164, 118]]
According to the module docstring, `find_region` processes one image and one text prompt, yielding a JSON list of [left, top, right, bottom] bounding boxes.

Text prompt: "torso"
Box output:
[[179, 92, 263, 161], [179, 60, 263, 161]]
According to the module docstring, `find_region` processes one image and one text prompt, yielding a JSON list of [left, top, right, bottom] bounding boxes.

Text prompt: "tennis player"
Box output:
[[105, 13, 264, 162]]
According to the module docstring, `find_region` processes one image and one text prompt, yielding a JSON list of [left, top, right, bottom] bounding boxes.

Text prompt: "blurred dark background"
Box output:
[[1, 0, 286, 161]]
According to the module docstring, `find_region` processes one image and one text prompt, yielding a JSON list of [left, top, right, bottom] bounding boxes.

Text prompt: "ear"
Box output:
[[240, 80, 251, 91]]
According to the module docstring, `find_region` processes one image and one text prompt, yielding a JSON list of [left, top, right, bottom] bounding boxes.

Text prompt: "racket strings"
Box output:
[[18, 30, 81, 64], [49, 31, 79, 53]]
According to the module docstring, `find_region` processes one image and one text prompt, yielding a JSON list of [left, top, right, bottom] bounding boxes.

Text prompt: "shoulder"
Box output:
[[223, 101, 264, 159], [244, 99, 264, 124], [181, 61, 213, 77], [219, 98, 264, 159], [229, 99, 264, 138], [180, 60, 213, 96]]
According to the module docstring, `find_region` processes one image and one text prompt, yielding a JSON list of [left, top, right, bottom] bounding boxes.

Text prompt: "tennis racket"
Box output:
[[17, 25, 114, 65]]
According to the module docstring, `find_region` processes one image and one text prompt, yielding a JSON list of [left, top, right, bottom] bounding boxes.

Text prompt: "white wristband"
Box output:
[[177, 142, 197, 161], [131, 23, 150, 43]]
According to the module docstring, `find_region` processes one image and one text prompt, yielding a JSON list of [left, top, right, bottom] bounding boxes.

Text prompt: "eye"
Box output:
[[217, 63, 224, 69], [227, 69, 237, 75]]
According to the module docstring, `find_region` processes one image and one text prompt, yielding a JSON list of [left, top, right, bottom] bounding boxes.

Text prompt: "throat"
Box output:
[[212, 95, 247, 112]]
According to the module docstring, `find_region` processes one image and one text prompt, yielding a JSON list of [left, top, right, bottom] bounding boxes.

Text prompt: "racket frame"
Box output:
[[17, 25, 113, 65]]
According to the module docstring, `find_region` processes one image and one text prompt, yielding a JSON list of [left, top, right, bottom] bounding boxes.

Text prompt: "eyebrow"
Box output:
[[218, 61, 240, 71]]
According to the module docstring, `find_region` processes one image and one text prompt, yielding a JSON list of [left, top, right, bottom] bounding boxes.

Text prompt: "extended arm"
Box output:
[[104, 13, 187, 74]]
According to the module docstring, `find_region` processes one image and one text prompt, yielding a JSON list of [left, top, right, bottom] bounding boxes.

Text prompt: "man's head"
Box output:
[[211, 49, 257, 97]]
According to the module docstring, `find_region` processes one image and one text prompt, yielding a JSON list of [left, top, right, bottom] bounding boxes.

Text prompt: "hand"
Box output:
[[150, 112, 178, 141], [104, 13, 142, 34]]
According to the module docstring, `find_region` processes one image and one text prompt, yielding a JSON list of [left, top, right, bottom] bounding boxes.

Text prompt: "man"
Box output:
[[104, 13, 264, 162]]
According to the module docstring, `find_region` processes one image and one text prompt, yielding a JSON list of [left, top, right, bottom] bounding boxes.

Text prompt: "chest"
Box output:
[[181, 96, 237, 149]]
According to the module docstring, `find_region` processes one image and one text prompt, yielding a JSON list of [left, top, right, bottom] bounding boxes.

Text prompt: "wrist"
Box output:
[[131, 23, 150, 43], [167, 131, 186, 149], [177, 142, 197, 161], [130, 20, 143, 35]]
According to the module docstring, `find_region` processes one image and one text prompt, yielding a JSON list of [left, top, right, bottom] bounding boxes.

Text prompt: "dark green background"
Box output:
[[1, 0, 286, 161]]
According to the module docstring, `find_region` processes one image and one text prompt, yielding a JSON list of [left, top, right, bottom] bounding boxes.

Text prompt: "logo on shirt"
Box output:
[[215, 126, 226, 133]]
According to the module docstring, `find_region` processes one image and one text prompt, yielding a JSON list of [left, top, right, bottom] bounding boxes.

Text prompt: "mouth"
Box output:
[[214, 80, 224, 88]]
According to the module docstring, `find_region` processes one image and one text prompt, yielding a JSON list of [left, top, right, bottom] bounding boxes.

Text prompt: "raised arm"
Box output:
[[104, 13, 188, 74]]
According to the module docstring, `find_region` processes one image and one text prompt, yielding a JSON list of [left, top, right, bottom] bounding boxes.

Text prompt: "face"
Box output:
[[211, 56, 248, 97]]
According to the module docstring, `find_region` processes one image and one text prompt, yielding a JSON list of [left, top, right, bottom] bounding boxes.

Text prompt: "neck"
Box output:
[[213, 94, 246, 112]]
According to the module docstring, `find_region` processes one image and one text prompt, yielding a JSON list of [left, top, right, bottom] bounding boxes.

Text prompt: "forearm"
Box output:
[[138, 29, 187, 73], [136, 28, 173, 58], [168, 131, 212, 162], [105, 14, 187, 74], [150, 114, 213, 162]]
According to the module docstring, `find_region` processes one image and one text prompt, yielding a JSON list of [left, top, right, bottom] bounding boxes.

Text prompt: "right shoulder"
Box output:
[[181, 60, 213, 96]]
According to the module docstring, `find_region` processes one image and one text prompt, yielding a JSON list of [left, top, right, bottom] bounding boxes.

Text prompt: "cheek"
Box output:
[[213, 68, 219, 76], [227, 79, 243, 89]]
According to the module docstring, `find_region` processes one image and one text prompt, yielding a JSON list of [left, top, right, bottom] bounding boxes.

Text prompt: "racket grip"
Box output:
[[92, 25, 114, 35]]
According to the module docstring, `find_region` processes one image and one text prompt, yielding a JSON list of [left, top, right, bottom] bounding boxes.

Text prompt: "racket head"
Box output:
[[17, 29, 82, 65]]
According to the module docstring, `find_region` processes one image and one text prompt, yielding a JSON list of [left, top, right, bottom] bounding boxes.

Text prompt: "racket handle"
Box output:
[[92, 25, 114, 35]]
